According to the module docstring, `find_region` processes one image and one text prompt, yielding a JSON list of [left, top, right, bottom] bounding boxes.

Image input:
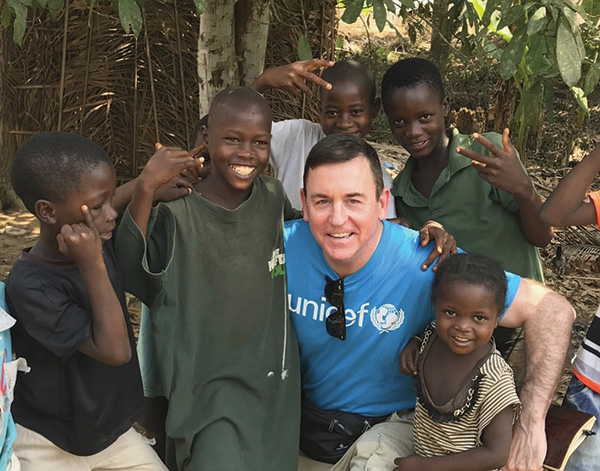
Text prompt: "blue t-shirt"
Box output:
[[284, 219, 521, 417]]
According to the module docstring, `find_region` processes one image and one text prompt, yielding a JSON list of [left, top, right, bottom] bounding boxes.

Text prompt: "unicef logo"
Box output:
[[370, 304, 404, 333]]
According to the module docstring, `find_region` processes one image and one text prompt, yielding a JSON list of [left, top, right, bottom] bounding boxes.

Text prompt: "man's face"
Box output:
[[383, 82, 449, 159], [301, 156, 389, 278], [320, 82, 377, 138]]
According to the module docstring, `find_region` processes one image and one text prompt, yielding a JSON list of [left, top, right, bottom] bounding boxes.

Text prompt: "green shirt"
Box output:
[[115, 176, 301, 471], [392, 128, 543, 282]]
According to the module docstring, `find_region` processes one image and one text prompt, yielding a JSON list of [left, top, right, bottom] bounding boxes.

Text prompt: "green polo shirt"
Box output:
[[392, 128, 543, 282]]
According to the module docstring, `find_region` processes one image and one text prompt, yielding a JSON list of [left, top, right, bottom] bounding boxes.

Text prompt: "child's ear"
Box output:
[[442, 97, 450, 117], [201, 125, 209, 146], [35, 200, 57, 225], [371, 98, 381, 118]]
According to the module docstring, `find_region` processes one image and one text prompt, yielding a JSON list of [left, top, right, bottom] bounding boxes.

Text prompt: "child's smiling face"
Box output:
[[202, 102, 271, 193], [383, 82, 449, 159], [434, 280, 501, 356], [319, 81, 378, 138]]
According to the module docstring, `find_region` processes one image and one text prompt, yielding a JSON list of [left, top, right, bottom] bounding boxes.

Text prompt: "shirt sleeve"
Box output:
[[588, 190, 600, 227], [499, 271, 521, 321], [114, 205, 174, 307], [6, 272, 92, 361]]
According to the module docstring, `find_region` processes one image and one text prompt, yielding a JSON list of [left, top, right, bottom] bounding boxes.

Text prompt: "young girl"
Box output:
[[396, 253, 520, 471], [540, 144, 600, 471]]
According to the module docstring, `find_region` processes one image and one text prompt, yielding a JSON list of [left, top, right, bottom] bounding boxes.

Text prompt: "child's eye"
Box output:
[[225, 137, 239, 143], [474, 315, 488, 322], [444, 310, 456, 317], [350, 108, 365, 115], [420, 114, 432, 121], [393, 119, 405, 127], [325, 110, 339, 117], [254, 140, 269, 147]]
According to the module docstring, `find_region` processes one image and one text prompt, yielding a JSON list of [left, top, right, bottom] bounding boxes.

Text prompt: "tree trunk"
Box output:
[[197, 0, 239, 116], [0, 27, 20, 211], [235, 0, 272, 86], [429, 0, 451, 70]]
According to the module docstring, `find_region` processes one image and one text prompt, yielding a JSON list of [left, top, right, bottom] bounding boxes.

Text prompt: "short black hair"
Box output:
[[11, 132, 111, 214], [431, 253, 507, 314], [303, 134, 383, 197], [208, 86, 272, 128], [381, 57, 445, 105], [321, 60, 376, 105]]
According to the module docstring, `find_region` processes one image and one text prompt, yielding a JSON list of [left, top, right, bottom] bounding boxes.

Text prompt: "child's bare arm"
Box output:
[[130, 144, 203, 238], [250, 59, 334, 97], [456, 129, 553, 248], [540, 145, 600, 226], [58, 205, 131, 366], [393, 405, 514, 471], [399, 338, 420, 375]]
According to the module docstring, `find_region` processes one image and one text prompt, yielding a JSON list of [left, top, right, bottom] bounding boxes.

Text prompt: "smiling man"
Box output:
[[284, 133, 574, 471]]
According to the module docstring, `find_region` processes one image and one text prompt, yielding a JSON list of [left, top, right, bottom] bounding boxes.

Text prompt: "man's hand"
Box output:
[[399, 338, 420, 375], [419, 220, 457, 271], [456, 129, 531, 198], [57, 205, 102, 265], [251, 59, 334, 96], [501, 417, 546, 471]]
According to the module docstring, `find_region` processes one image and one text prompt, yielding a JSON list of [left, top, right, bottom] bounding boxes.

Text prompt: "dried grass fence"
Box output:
[[5, 0, 338, 182]]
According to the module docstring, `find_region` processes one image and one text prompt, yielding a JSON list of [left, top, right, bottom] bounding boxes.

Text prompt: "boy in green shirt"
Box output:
[[115, 87, 301, 471]]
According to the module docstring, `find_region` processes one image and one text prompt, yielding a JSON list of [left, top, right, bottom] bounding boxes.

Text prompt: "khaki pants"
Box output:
[[14, 425, 168, 471], [330, 411, 415, 471]]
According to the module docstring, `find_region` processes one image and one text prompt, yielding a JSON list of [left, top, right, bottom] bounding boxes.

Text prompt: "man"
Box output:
[[285, 133, 573, 471]]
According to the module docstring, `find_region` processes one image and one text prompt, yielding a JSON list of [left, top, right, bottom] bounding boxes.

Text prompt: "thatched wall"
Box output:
[[4, 0, 337, 181]]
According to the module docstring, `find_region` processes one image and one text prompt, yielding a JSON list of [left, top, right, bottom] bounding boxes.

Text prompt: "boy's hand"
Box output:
[[57, 205, 102, 265], [154, 175, 197, 202], [251, 59, 334, 97], [393, 455, 423, 471], [456, 129, 531, 198], [399, 338, 420, 375], [419, 220, 457, 271], [140, 144, 204, 193]]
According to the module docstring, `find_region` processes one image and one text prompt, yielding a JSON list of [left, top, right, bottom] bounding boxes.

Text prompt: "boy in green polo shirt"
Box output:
[[381, 57, 552, 355]]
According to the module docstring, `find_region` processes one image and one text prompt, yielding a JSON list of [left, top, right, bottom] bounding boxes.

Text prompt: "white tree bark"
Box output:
[[197, 0, 239, 116], [235, 0, 272, 86]]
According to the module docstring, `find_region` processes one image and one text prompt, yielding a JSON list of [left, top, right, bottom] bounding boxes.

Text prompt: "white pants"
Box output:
[[14, 425, 167, 471]]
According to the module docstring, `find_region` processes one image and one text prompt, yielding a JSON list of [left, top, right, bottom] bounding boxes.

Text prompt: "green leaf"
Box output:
[[34, 0, 49, 8], [562, 6, 580, 32], [48, 0, 63, 19], [1, 4, 12, 29], [373, 0, 386, 31], [194, 0, 206, 15], [297, 34, 312, 61], [11, 2, 27, 46], [408, 23, 416, 43], [527, 7, 547, 35], [481, 0, 498, 27], [341, 0, 363, 24], [556, 19, 581, 87], [522, 81, 542, 127], [582, 0, 600, 18], [497, 4, 524, 30], [583, 61, 600, 96], [527, 37, 552, 74], [571, 86, 589, 117], [383, 0, 396, 13], [117, 0, 142, 36], [499, 29, 527, 79], [397, 0, 414, 8]]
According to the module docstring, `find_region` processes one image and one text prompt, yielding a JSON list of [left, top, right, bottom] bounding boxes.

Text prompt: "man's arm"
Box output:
[[498, 278, 575, 471], [457, 129, 553, 248], [540, 145, 600, 227]]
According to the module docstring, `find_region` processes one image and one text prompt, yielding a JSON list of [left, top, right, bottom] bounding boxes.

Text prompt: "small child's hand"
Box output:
[[418, 220, 457, 272], [456, 128, 531, 198], [399, 338, 420, 375], [57, 205, 103, 265], [393, 455, 423, 471], [140, 143, 204, 194], [252, 59, 334, 97]]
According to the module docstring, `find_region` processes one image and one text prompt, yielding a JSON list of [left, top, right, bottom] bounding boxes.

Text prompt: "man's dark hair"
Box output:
[[431, 253, 508, 314], [381, 57, 445, 105], [208, 86, 272, 128], [303, 134, 384, 197], [321, 60, 376, 105], [11, 132, 111, 214]]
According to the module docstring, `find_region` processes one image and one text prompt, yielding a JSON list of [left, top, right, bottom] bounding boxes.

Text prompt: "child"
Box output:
[[382, 57, 552, 355], [114, 87, 301, 471], [251, 59, 396, 217], [397, 253, 520, 471], [540, 145, 600, 471], [5, 132, 174, 470]]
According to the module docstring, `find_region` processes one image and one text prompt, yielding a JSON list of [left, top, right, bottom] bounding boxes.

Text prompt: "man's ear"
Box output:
[[371, 97, 381, 119], [378, 187, 391, 221], [300, 188, 309, 222], [442, 97, 450, 117], [35, 200, 57, 225]]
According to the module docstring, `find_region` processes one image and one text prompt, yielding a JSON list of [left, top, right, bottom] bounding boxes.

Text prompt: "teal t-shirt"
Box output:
[[392, 128, 544, 282]]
